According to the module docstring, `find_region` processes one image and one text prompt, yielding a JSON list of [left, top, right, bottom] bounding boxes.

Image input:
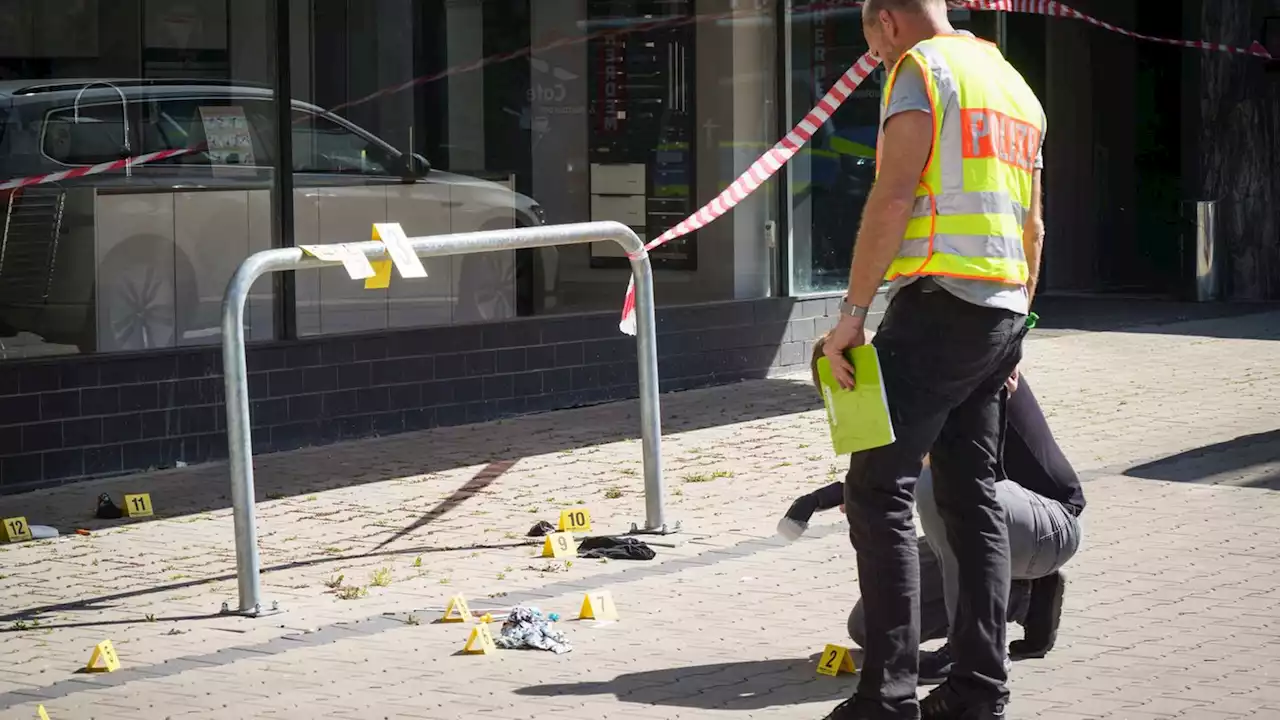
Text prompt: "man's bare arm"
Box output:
[[844, 85, 934, 306], [822, 59, 934, 389], [1022, 168, 1045, 307]]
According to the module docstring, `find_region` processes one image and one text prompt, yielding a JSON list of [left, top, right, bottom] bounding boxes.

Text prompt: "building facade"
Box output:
[[0, 0, 1276, 492]]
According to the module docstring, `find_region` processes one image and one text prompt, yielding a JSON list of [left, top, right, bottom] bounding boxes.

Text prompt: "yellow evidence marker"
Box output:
[[37, 705, 50, 720], [441, 594, 472, 623], [541, 531, 575, 559], [816, 644, 856, 677], [1, 517, 32, 543], [123, 493, 153, 518], [558, 507, 592, 532], [462, 623, 498, 654], [578, 591, 619, 621], [86, 640, 121, 673]]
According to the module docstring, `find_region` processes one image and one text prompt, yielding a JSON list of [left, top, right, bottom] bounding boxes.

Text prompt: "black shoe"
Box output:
[[919, 644, 954, 685], [921, 682, 1007, 719], [919, 644, 1011, 686], [821, 696, 877, 719], [1009, 570, 1065, 660], [778, 494, 820, 540], [95, 493, 123, 520]]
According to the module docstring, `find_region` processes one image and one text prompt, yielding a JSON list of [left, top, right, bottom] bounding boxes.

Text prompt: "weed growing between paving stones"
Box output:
[[683, 470, 734, 483], [145, 614, 156, 622], [404, 614, 421, 626], [414, 556, 423, 568], [325, 574, 345, 589], [370, 568, 393, 587], [604, 486, 624, 499], [336, 585, 368, 600]]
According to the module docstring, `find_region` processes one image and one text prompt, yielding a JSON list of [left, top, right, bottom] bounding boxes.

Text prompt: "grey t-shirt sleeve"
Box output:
[[1034, 122, 1045, 169], [880, 57, 932, 128]]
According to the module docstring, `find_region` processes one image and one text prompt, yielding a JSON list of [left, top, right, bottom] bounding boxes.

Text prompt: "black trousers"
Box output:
[[844, 279, 1026, 717]]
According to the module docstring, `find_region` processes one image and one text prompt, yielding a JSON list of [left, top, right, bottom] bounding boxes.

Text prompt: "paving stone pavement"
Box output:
[[1, 310, 1279, 720]]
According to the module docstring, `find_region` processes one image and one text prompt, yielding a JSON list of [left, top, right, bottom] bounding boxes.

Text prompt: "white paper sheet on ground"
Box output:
[[373, 223, 428, 279], [299, 243, 376, 279]]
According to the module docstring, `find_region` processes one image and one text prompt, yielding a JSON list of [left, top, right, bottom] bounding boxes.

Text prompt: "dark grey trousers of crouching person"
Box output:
[[843, 279, 1025, 716], [848, 469, 1082, 647]]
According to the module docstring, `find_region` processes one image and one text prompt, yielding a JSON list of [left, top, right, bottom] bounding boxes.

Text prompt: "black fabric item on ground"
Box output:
[[95, 494, 123, 519], [576, 536, 656, 560], [527, 520, 557, 537]]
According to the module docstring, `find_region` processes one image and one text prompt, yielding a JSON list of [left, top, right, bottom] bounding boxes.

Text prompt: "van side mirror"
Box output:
[[394, 152, 431, 182]]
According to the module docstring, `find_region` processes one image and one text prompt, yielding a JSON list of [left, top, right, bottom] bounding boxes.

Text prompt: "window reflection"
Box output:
[[0, 1, 278, 360]]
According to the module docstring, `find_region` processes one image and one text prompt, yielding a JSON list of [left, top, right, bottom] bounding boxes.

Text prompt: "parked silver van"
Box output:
[[0, 79, 545, 356]]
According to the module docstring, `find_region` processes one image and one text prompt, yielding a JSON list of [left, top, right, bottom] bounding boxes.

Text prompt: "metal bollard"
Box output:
[[1183, 200, 1221, 302], [218, 222, 669, 616]]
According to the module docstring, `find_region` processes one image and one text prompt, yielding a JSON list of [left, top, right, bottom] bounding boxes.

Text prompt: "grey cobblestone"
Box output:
[[0, 311, 1278, 718]]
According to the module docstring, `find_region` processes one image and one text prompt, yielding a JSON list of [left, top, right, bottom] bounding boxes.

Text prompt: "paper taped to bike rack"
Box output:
[[372, 222, 428, 279], [298, 243, 377, 280]]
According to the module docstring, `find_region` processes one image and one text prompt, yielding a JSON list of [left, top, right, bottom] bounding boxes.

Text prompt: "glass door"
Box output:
[[785, 5, 996, 295]]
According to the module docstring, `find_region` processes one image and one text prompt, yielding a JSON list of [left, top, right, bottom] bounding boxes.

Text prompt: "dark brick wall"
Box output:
[[0, 296, 838, 494]]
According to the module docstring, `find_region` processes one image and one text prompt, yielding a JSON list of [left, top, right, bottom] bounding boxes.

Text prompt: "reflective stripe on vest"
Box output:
[[877, 35, 1044, 285]]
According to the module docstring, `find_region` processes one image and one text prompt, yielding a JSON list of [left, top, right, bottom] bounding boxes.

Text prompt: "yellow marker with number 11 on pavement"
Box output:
[[558, 507, 592, 532], [123, 493, 153, 518], [816, 644, 856, 677], [1, 517, 31, 543]]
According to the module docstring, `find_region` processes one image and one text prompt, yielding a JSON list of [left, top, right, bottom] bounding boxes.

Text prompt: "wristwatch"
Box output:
[[838, 298, 869, 323]]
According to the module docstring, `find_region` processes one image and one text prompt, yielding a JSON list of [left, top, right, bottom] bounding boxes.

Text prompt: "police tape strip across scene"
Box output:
[[614, 0, 1272, 335]]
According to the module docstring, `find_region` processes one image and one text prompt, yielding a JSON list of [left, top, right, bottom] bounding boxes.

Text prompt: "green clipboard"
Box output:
[[815, 345, 896, 455]]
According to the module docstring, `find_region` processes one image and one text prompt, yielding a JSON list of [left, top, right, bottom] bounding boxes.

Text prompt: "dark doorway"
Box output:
[[1128, 0, 1185, 294]]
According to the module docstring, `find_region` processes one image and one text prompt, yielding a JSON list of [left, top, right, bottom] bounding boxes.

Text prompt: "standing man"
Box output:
[[821, 1, 1046, 718]]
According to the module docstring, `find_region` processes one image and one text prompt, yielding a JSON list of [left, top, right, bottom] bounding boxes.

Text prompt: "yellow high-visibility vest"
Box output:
[[876, 35, 1045, 285]]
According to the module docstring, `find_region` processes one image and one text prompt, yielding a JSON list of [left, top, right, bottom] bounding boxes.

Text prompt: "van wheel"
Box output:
[[94, 236, 197, 352], [456, 221, 518, 322]]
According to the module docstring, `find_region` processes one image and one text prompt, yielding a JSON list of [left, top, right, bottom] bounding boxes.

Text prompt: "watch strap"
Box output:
[[839, 299, 869, 321]]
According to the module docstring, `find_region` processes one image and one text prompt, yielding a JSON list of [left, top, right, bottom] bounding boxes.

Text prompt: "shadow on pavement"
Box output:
[[514, 653, 860, 711], [1030, 296, 1279, 340], [0, 536, 541, 625], [0, 376, 822, 533], [1123, 429, 1280, 490]]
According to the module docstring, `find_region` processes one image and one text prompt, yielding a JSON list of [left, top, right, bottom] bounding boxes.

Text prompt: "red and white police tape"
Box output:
[[617, 0, 1272, 334], [0, 147, 199, 192]]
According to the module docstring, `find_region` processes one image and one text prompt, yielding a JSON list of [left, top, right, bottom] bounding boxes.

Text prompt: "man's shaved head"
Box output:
[[861, 0, 952, 64], [862, 0, 947, 19]]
